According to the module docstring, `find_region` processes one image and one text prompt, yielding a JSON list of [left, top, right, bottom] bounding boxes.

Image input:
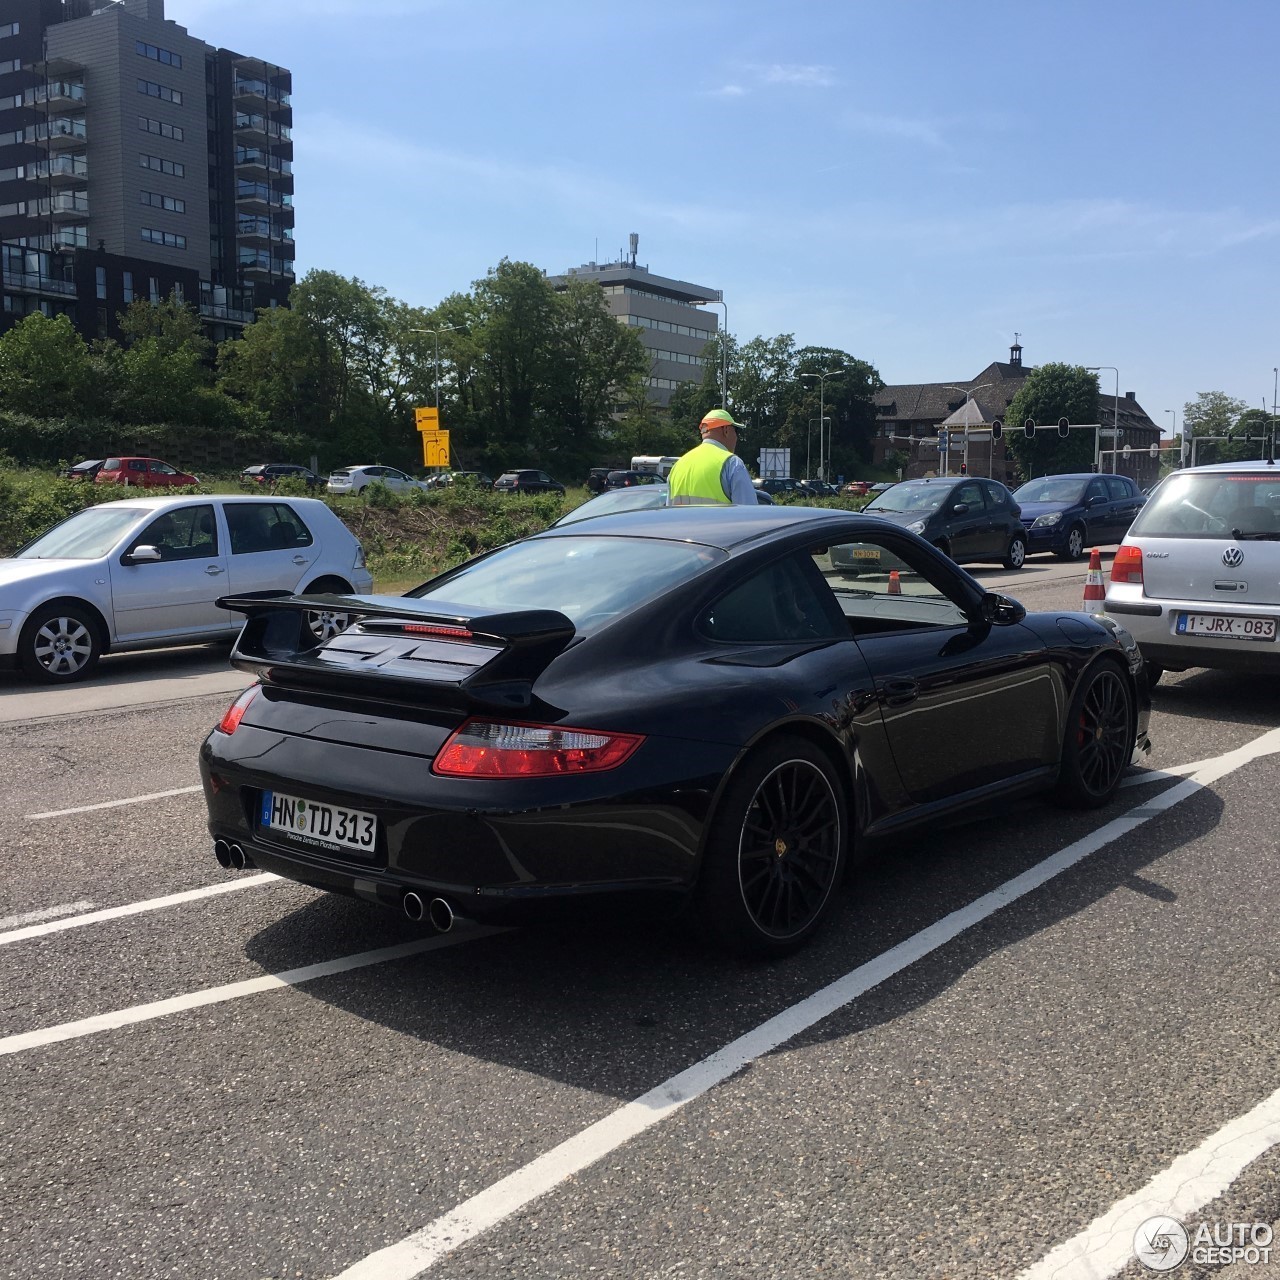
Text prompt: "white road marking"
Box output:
[[0, 929, 500, 1057], [0, 874, 279, 947], [1016, 1083, 1280, 1279], [0, 901, 95, 930], [26, 785, 203, 820], [330, 725, 1280, 1280]]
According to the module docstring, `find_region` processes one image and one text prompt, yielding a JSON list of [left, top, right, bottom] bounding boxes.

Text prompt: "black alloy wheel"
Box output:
[[1054, 662, 1134, 809], [1003, 532, 1027, 569], [1060, 525, 1086, 561], [699, 736, 847, 958], [19, 602, 102, 683]]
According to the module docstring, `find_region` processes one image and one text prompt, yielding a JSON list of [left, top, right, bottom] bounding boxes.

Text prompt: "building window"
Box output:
[[137, 79, 182, 105], [138, 115, 184, 142], [0, 201, 27, 217], [172, 281, 183, 303], [95, 265, 107, 300], [0, 23, 19, 38], [139, 153, 185, 177], [140, 190, 186, 213], [0, 58, 21, 74], [141, 228, 187, 249], [123, 271, 134, 303], [135, 40, 182, 69], [149, 277, 160, 303]]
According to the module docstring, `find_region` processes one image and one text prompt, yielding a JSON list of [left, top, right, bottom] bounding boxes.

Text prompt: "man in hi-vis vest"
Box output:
[[666, 409, 757, 506]]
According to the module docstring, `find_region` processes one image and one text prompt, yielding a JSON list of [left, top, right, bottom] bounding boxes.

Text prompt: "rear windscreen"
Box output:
[[1131, 472, 1280, 538]]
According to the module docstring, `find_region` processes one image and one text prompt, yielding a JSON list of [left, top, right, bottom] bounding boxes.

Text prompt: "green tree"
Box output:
[[0, 313, 93, 417], [1181, 391, 1249, 464], [1003, 363, 1100, 480]]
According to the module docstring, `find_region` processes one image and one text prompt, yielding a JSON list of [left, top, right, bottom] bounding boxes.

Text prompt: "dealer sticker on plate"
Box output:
[[261, 791, 378, 855], [1176, 613, 1277, 641]]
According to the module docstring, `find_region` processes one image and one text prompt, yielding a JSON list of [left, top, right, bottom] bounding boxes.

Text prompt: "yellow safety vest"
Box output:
[[667, 440, 732, 505]]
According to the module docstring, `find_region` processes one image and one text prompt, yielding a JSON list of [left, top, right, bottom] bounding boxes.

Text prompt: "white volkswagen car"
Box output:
[[1104, 460, 1280, 683], [326, 465, 430, 496], [0, 495, 373, 683]]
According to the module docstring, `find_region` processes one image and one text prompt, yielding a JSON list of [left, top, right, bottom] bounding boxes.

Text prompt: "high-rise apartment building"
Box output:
[[552, 236, 719, 408], [0, 0, 293, 341]]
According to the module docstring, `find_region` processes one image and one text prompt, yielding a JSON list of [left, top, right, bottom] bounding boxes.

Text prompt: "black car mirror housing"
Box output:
[[979, 591, 1026, 626]]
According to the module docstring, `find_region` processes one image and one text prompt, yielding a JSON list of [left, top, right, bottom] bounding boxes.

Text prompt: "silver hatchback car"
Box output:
[[1104, 460, 1280, 683], [0, 495, 373, 682]]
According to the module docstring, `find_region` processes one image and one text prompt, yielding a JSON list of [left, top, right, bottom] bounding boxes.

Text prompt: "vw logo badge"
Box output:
[[1223, 546, 1245, 568]]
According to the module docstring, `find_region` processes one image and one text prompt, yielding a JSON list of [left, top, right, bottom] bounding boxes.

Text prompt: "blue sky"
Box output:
[[171, 0, 1279, 434]]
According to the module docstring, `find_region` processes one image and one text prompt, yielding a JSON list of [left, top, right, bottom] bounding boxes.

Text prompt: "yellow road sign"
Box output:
[[414, 406, 439, 433], [421, 429, 450, 468]]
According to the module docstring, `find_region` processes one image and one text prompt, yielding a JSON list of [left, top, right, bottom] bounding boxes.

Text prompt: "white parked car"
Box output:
[[1104, 460, 1280, 683], [0, 495, 373, 683], [326, 465, 430, 496]]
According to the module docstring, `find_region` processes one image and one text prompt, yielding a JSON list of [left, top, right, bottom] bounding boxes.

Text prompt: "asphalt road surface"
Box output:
[[3, 551, 1278, 1280]]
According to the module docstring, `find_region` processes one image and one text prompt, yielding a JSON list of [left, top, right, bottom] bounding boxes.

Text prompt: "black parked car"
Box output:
[[202, 505, 1149, 958], [860, 476, 1027, 568], [241, 463, 324, 490], [59, 458, 105, 481], [1013, 473, 1146, 560], [754, 477, 805, 497], [586, 467, 614, 495], [493, 469, 566, 495], [605, 470, 664, 489]]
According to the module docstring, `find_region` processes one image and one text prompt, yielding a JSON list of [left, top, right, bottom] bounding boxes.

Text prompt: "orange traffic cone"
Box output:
[[888, 570, 902, 595], [1083, 547, 1105, 610]]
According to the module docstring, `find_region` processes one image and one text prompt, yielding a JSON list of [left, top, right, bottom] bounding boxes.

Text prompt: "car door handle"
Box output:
[[205, 565, 225, 575], [882, 677, 919, 706], [292, 555, 309, 565]]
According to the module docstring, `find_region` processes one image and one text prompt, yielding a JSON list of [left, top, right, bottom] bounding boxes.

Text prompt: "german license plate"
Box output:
[[1176, 613, 1277, 641], [260, 791, 378, 856]]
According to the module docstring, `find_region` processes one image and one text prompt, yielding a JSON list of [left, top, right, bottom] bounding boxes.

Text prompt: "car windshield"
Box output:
[[865, 482, 946, 514], [1130, 471, 1280, 538], [17, 505, 146, 559], [406, 533, 724, 630], [1014, 478, 1086, 504]]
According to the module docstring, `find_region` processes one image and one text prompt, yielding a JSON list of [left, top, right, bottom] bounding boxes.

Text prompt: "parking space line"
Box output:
[[330, 726, 1280, 1280], [0, 874, 279, 947], [1017, 1083, 1280, 1279], [0, 929, 501, 1057], [26, 785, 203, 820], [0, 901, 95, 930]]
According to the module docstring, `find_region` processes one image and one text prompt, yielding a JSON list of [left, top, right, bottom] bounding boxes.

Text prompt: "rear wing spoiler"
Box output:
[[217, 591, 575, 710]]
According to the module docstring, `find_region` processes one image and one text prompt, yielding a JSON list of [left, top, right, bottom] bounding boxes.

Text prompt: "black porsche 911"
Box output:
[[200, 505, 1151, 957]]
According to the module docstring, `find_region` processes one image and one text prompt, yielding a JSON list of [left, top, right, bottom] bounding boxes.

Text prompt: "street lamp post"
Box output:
[[1086, 366, 1120, 473], [807, 417, 830, 479], [409, 324, 459, 408], [1165, 409, 1178, 468], [801, 368, 844, 481], [711, 293, 728, 408]]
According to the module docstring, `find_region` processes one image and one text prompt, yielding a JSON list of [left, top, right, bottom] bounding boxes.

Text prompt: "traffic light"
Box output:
[[991, 417, 1003, 441], [1023, 418, 1036, 439], [959, 462, 968, 475], [1057, 416, 1070, 438]]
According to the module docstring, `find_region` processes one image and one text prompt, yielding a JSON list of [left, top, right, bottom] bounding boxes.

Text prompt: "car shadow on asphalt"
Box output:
[[240, 779, 1224, 1103], [1148, 668, 1280, 728]]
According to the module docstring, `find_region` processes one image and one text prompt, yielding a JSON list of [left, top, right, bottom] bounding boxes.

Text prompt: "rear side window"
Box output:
[[702, 555, 844, 644], [1104, 476, 1132, 500], [226, 502, 313, 553], [127, 460, 148, 473]]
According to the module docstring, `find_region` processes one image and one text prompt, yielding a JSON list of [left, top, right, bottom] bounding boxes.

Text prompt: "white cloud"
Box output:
[[755, 63, 836, 88], [842, 110, 946, 149]]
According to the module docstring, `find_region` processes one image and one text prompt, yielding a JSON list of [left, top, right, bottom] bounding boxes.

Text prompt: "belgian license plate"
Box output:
[[1177, 613, 1277, 641], [260, 791, 378, 855]]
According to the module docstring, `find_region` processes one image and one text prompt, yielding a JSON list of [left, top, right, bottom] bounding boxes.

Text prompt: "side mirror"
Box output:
[[1085, 495, 1103, 508], [124, 544, 163, 564], [951, 502, 970, 515], [979, 591, 1026, 626]]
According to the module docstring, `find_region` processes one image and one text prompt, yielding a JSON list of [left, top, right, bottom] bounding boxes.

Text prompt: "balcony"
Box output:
[[1, 268, 77, 298], [233, 113, 292, 147], [27, 156, 88, 186], [39, 191, 89, 221], [235, 183, 292, 215], [235, 215, 275, 245], [235, 149, 293, 181], [24, 80, 86, 112], [199, 301, 254, 325], [51, 225, 88, 251], [43, 119, 87, 151], [232, 78, 291, 115]]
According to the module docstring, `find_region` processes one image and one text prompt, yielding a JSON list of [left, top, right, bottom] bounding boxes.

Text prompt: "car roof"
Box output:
[[539, 501, 868, 551], [1017, 472, 1100, 483], [1180, 459, 1280, 474], [81, 494, 329, 513]]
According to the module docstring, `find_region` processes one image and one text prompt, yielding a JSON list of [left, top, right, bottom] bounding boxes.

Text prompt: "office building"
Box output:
[[0, 0, 293, 341], [552, 236, 719, 407]]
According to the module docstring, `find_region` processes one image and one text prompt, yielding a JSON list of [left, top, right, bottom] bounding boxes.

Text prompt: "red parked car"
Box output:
[[95, 456, 200, 488]]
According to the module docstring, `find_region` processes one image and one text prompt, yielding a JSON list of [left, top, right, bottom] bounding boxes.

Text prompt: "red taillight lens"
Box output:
[[1110, 544, 1144, 585], [433, 719, 645, 777], [215, 685, 260, 735], [403, 623, 473, 639]]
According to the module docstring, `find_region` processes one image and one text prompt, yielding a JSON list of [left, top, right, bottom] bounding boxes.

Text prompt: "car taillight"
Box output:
[[215, 685, 260, 735], [1111, 544, 1144, 585], [433, 718, 645, 777]]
